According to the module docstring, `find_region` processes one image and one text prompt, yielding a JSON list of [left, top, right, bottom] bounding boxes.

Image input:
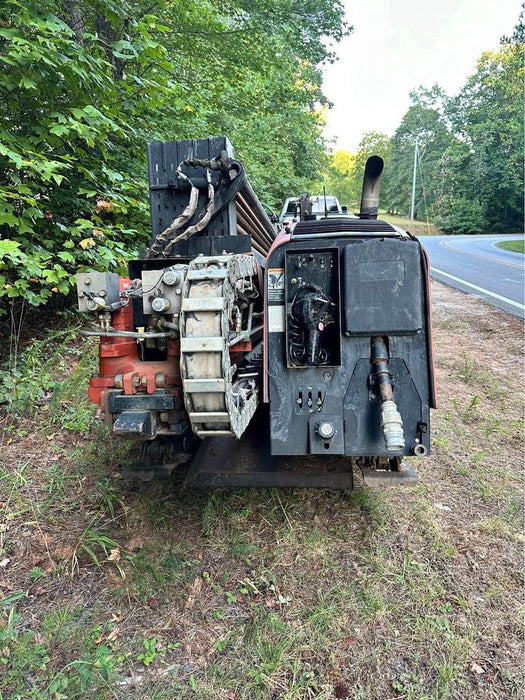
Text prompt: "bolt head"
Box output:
[[318, 422, 335, 439]]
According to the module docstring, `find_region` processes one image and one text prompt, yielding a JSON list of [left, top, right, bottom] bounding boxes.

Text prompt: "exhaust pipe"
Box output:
[[359, 155, 384, 219]]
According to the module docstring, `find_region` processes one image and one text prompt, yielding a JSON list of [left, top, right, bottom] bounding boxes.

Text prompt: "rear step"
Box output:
[[358, 461, 418, 486], [182, 434, 356, 489]]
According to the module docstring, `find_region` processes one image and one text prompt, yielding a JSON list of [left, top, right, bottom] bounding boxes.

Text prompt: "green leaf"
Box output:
[[19, 76, 37, 90], [42, 269, 59, 283], [18, 218, 34, 235], [0, 28, 22, 40], [73, 219, 95, 230], [23, 261, 44, 277], [0, 144, 24, 168], [0, 213, 19, 226], [49, 124, 70, 137], [0, 240, 22, 257]]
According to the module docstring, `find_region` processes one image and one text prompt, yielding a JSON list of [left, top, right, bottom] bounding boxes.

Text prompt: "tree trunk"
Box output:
[[63, 0, 85, 44]]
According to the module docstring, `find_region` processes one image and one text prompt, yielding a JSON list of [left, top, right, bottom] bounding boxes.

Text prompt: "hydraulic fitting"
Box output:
[[151, 296, 171, 313]]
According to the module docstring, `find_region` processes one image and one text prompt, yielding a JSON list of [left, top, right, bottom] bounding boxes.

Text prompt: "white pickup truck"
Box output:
[[278, 195, 349, 224]]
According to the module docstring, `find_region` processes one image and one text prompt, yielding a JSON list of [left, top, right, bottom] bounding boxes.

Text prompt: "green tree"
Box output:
[[0, 0, 349, 313], [436, 198, 484, 235], [448, 37, 524, 232], [322, 150, 356, 207], [382, 97, 452, 219], [382, 10, 524, 234]]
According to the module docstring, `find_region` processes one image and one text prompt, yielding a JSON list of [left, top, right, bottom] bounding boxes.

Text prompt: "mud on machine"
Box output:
[[76, 137, 436, 487]]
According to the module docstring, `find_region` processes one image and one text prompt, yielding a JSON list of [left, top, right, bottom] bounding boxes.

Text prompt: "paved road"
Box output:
[[418, 234, 525, 319]]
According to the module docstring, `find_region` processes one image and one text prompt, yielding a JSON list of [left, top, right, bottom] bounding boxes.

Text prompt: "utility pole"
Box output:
[[410, 138, 418, 221]]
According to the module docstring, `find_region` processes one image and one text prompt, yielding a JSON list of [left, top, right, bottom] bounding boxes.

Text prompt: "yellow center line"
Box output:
[[439, 239, 524, 269]]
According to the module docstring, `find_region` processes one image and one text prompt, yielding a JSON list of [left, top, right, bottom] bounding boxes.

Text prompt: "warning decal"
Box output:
[[268, 268, 285, 303], [268, 305, 285, 333]]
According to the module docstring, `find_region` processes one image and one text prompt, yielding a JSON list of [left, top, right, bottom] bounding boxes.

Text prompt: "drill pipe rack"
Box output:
[[146, 137, 276, 260]]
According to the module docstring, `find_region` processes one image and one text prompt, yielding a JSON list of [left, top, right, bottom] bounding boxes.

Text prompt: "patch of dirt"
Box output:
[[0, 281, 523, 699]]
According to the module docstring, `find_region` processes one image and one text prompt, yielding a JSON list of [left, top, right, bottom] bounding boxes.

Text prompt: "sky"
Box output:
[[322, 0, 522, 152]]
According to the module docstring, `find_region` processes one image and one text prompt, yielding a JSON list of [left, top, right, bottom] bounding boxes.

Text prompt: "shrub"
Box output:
[[435, 198, 485, 234]]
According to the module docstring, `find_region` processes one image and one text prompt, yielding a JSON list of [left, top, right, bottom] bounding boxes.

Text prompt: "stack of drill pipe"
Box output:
[[235, 182, 276, 257]]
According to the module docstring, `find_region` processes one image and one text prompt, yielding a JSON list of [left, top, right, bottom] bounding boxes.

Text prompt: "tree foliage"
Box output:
[[382, 93, 453, 219], [382, 11, 524, 234], [447, 38, 524, 232], [322, 132, 391, 210], [322, 150, 356, 207], [0, 0, 349, 310]]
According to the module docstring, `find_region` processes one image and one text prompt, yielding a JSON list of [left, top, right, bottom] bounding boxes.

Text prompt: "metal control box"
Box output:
[[76, 272, 120, 312], [141, 265, 188, 315]]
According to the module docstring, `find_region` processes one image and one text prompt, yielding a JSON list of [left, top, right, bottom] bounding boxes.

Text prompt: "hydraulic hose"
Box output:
[[371, 336, 405, 451], [80, 330, 176, 339]]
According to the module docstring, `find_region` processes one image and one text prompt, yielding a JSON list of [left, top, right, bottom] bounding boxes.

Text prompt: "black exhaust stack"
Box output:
[[358, 155, 384, 219]]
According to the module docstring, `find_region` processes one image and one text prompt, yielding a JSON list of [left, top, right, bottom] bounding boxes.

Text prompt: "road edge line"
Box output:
[[430, 267, 525, 311]]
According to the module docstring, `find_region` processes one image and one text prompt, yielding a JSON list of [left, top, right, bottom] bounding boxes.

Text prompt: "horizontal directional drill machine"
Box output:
[[77, 137, 436, 487]]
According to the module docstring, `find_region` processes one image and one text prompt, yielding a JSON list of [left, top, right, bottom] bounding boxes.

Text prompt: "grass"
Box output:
[[380, 212, 444, 237], [0, 285, 523, 699], [495, 238, 525, 254]]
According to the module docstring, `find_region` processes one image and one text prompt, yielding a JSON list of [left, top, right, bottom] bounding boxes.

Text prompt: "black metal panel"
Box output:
[[342, 357, 425, 456], [266, 235, 432, 459], [146, 136, 277, 261], [183, 406, 354, 489], [308, 414, 345, 454], [343, 238, 424, 335], [113, 411, 157, 438], [293, 218, 396, 236], [108, 392, 174, 412], [186, 234, 251, 256], [284, 248, 341, 367], [147, 137, 238, 252]]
